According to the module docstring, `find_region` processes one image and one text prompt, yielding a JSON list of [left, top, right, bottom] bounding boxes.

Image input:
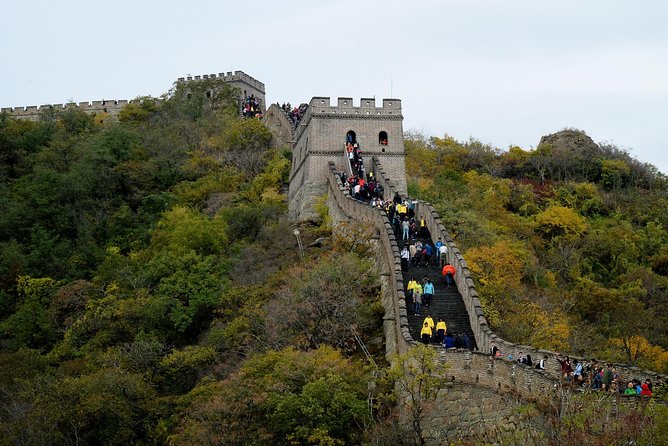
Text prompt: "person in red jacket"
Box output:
[[640, 383, 653, 396], [442, 263, 456, 287]]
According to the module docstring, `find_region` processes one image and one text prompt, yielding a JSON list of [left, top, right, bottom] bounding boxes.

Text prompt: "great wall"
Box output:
[[3, 70, 665, 440], [1, 70, 266, 121]]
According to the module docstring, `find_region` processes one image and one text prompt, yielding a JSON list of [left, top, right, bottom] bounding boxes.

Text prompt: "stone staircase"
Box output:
[[395, 227, 478, 349]]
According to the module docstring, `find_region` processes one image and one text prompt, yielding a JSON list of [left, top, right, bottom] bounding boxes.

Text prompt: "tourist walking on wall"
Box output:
[[439, 243, 448, 268], [436, 318, 447, 343], [413, 284, 423, 315], [423, 314, 434, 333], [435, 238, 443, 264], [420, 322, 432, 344], [401, 246, 410, 271], [423, 279, 434, 307], [402, 218, 410, 240], [406, 278, 417, 308], [442, 263, 456, 287]]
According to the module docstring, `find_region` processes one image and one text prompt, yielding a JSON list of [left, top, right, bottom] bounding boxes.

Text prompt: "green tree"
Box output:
[[263, 253, 380, 351], [171, 347, 371, 446], [601, 158, 631, 190], [383, 345, 450, 446], [0, 276, 59, 350]]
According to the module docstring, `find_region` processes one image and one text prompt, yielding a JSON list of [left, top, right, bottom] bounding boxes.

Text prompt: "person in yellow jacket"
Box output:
[[420, 322, 432, 344], [423, 315, 434, 331], [407, 278, 417, 307], [435, 318, 447, 343]]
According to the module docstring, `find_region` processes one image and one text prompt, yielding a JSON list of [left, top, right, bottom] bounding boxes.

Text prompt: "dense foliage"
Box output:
[[0, 80, 385, 445], [405, 131, 668, 371], [2, 81, 666, 444]]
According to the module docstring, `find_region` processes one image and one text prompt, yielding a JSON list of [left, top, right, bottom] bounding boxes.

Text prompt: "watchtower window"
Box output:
[[346, 130, 357, 144], [379, 131, 388, 146]]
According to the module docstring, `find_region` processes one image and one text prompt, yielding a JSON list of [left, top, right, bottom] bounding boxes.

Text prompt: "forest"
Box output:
[[404, 131, 668, 371], [0, 77, 667, 445]]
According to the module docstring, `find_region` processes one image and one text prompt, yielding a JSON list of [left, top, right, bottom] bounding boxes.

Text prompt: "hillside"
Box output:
[[405, 131, 668, 371], [1, 80, 668, 445]]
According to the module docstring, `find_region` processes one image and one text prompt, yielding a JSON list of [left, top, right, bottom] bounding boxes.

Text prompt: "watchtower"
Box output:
[[288, 97, 407, 221], [177, 70, 266, 113]]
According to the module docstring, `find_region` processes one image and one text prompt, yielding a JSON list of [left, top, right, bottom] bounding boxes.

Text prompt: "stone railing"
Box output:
[[327, 162, 414, 356], [325, 163, 567, 403]]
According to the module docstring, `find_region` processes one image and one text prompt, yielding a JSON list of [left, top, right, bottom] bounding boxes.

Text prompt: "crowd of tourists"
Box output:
[[417, 313, 472, 349], [280, 102, 308, 127], [242, 95, 262, 118], [338, 139, 392, 207], [488, 347, 666, 397]]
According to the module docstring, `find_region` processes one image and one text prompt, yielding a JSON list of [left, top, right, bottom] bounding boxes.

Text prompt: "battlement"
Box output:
[[1, 99, 144, 120], [176, 70, 265, 93], [1, 99, 133, 113], [308, 97, 401, 117]]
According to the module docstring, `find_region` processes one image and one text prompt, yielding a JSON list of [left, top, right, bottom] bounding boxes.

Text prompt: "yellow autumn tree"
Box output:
[[465, 240, 527, 327], [534, 205, 587, 240], [609, 335, 668, 372], [504, 302, 571, 351]]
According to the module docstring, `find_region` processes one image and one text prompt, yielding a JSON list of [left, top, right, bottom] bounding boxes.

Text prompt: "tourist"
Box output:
[[423, 279, 434, 307], [442, 263, 456, 287], [420, 321, 432, 344], [436, 318, 447, 343]]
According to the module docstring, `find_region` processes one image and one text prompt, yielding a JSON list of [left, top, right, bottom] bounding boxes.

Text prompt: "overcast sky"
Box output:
[[2, 0, 666, 173]]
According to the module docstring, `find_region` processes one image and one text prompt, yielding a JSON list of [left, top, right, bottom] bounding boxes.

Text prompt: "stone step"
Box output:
[[393, 226, 478, 349]]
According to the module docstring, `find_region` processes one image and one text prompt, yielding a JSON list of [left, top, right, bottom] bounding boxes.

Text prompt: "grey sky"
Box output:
[[2, 0, 666, 173]]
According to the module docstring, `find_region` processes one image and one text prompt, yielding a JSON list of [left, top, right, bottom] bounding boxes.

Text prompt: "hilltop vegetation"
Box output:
[[0, 79, 386, 445], [1, 78, 667, 444], [405, 131, 668, 371]]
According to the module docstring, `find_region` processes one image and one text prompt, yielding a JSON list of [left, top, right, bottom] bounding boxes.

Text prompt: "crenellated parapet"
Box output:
[[308, 96, 402, 117], [176, 70, 265, 93], [1, 99, 141, 121], [327, 160, 666, 419], [176, 70, 266, 113]]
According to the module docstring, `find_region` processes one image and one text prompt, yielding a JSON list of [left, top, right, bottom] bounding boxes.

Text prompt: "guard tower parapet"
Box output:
[[176, 70, 266, 113], [288, 96, 407, 221]]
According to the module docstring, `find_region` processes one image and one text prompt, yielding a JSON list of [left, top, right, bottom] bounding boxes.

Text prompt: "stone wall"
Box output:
[[421, 381, 549, 443], [1, 99, 135, 121], [327, 162, 414, 357], [326, 163, 664, 443], [263, 103, 296, 148], [177, 70, 266, 111]]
